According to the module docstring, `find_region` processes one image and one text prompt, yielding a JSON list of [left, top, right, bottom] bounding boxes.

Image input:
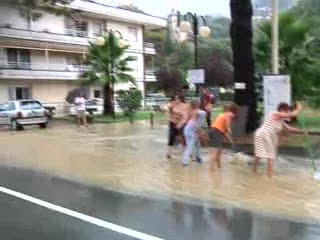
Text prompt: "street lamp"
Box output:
[[95, 30, 128, 119], [271, 0, 279, 74], [177, 12, 211, 94]]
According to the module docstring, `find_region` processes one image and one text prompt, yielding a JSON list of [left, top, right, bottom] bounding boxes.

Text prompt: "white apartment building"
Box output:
[[0, 0, 166, 113]]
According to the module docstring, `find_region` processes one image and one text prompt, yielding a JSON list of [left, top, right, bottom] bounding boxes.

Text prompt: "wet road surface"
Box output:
[[0, 122, 320, 222], [0, 166, 320, 240]]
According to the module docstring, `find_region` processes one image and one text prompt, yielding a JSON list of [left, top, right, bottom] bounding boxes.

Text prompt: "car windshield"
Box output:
[[19, 101, 42, 110]]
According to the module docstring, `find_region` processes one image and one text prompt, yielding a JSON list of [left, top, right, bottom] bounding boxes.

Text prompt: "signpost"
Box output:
[[263, 75, 291, 118], [188, 69, 205, 84], [188, 69, 204, 96]]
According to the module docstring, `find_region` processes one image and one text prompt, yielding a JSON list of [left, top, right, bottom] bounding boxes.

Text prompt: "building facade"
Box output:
[[0, 0, 166, 113]]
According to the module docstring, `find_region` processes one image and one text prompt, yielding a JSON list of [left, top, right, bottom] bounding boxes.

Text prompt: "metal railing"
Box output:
[[144, 42, 155, 49], [0, 62, 89, 72], [0, 26, 92, 44], [145, 68, 156, 75]]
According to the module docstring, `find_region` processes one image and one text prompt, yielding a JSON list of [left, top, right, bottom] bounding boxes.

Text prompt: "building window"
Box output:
[[8, 86, 31, 100], [65, 17, 88, 37], [94, 89, 102, 98], [7, 48, 31, 69], [128, 27, 138, 42], [91, 21, 103, 37]]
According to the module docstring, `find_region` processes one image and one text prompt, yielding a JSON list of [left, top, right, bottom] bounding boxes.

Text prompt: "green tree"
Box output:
[[117, 4, 145, 13], [117, 89, 143, 124], [3, 0, 74, 30], [82, 34, 135, 115], [254, 11, 320, 101]]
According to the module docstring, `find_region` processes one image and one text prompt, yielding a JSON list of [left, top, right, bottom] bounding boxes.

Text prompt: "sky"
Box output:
[[106, 0, 231, 18]]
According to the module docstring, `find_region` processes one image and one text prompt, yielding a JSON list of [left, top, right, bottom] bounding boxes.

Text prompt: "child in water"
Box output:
[[209, 104, 239, 171], [182, 100, 207, 167]]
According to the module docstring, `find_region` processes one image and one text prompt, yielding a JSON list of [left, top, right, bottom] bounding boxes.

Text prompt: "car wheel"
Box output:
[[39, 123, 47, 129], [11, 120, 23, 131]]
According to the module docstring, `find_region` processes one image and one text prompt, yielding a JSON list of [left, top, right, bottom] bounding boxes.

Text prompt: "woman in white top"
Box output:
[[74, 93, 88, 128], [253, 102, 304, 177]]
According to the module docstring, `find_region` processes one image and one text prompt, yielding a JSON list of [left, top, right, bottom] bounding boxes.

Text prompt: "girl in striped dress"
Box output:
[[253, 102, 304, 177]]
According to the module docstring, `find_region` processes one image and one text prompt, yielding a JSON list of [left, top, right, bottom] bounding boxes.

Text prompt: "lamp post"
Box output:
[[95, 30, 127, 120], [271, 0, 279, 74], [177, 12, 211, 94]]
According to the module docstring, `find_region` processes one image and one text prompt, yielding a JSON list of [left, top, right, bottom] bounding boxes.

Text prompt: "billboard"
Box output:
[[263, 75, 291, 118]]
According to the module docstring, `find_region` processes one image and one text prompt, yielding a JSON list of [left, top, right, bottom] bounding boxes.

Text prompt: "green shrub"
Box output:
[[116, 89, 143, 116]]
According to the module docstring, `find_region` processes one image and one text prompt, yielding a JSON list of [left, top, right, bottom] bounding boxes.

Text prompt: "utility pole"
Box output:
[[271, 0, 279, 74]]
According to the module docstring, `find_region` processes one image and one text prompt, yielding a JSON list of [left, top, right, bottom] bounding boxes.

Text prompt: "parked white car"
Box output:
[[0, 100, 48, 130], [69, 98, 104, 116]]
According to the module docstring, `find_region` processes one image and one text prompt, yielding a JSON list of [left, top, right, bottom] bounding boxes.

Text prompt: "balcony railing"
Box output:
[[144, 42, 156, 55], [0, 62, 89, 80], [0, 26, 92, 45], [145, 68, 156, 75]]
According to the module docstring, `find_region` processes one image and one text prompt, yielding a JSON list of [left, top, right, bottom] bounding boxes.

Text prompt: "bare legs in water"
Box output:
[[253, 156, 274, 178]]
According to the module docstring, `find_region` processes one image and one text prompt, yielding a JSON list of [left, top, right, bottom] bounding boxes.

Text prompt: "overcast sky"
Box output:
[[106, 0, 231, 17]]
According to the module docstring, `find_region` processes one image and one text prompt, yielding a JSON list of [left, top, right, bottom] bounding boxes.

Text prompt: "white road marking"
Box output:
[[0, 186, 165, 240]]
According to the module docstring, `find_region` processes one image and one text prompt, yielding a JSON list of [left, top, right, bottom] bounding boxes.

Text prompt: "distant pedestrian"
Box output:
[[253, 102, 304, 177], [200, 86, 215, 128], [74, 93, 88, 128], [209, 103, 238, 171], [182, 100, 206, 167]]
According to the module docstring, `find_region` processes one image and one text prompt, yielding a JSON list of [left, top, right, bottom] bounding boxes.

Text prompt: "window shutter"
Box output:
[[8, 87, 15, 100]]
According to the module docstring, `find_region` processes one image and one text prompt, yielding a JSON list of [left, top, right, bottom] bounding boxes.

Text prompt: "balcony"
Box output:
[[144, 42, 156, 55], [0, 62, 87, 80], [0, 26, 92, 46], [144, 68, 157, 82]]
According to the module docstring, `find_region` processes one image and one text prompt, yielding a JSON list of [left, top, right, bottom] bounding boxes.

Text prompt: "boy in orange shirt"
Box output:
[[209, 104, 238, 171]]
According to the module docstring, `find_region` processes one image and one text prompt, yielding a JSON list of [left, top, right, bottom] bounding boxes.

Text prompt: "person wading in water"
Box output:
[[253, 102, 304, 177]]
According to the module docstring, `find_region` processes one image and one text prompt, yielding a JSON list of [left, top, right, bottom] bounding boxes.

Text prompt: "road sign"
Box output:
[[188, 69, 205, 84], [263, 75, 291, 118]]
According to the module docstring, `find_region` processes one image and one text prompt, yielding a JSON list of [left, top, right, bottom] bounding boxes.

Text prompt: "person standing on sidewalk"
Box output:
[[209, 104, 238, 171], [253, 102, 304, 178], [182, 100, 207, 167], [200, 86, 215, 128], [74, 93, 88, 128]]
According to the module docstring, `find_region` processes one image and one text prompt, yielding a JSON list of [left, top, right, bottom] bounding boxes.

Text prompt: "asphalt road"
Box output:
[[0, 166, 319, 240]]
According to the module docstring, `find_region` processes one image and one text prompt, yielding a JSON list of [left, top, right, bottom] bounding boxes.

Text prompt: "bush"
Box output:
[[116, 89, 143, 116]]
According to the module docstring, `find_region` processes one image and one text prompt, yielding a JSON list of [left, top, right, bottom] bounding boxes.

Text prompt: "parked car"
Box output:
[[145, 93, 169, 109], [0, 100, 48, 130], [69, 98, 104, 116]]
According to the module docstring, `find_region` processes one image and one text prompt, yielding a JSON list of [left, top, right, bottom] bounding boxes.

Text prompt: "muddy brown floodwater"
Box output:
[[0, 121, 320, 223]]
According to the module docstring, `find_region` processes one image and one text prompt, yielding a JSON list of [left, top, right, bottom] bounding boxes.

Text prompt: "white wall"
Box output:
[[30, 50, 46, 70], [106, 21, 143, 51], [0, 83, 8, 103], [123, 52, 144, 80], [0, 48, 6, 64], [0, 6, 28, 29], [31, 13, 65, 34], [32, 81, 75, 103]]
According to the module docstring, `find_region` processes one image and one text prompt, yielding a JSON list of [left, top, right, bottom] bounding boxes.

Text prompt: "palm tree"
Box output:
[[82, 34, 135, 115], [255, 11, 320, 101], [3, 0, 74, 30], [230, 0, 257, 133]]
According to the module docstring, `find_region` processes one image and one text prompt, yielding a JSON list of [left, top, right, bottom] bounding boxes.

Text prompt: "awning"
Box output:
[[0, 38, 87, 53]]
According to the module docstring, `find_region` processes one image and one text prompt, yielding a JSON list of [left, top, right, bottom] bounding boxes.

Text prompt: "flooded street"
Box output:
[[0, 121, 320, 224]]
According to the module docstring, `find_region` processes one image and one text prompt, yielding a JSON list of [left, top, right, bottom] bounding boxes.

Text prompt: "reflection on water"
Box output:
[[0, 121, 320, 224]]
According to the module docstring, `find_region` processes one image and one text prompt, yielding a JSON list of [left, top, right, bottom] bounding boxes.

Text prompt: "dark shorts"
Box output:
[[209, 128, 225, 148]]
